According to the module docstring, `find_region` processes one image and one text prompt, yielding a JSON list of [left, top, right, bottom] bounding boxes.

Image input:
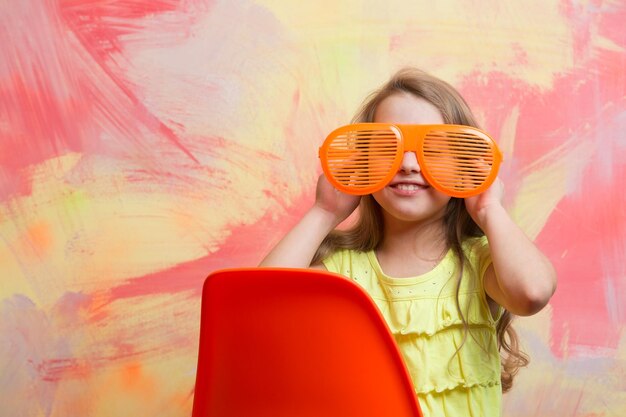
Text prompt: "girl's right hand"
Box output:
[[259, 174, 360, 268], [313, 174, 361, 226]]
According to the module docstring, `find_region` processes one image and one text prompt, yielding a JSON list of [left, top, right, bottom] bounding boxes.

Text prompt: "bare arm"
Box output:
[[259, 174, 360, 268], [465, 179, 557, 316], [259, 205, 336, 268]]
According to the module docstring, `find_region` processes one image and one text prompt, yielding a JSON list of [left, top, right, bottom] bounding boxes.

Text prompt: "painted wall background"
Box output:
[[1, 0, 625, 416]]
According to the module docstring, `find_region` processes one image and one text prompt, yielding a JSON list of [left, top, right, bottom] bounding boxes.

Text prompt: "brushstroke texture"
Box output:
[[1, 0, 625, 416]]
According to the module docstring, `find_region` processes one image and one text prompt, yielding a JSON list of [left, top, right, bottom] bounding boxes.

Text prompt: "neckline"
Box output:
[[367, 248, 453, 285]]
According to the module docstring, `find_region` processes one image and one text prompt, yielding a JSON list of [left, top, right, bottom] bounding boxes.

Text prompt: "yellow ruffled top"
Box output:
[[322, 237, 503, 417]]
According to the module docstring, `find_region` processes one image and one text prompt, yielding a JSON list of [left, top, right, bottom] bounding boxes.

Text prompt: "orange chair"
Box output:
[[191, 267, 423, 417]]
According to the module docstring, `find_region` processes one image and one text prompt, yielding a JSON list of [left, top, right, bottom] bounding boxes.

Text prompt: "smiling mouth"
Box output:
[[389, 183, 429, 191]]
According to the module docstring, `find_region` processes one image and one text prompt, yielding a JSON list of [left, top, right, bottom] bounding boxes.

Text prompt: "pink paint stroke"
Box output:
[[459, 63, 626, 356], [0, 0, 202, 199]]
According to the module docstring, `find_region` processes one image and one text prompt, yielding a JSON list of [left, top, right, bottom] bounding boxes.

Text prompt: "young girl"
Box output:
[[260, 67, 557, 417]]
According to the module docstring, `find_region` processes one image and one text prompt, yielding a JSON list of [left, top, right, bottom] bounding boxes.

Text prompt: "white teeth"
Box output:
[[396, 184, 420, 191]]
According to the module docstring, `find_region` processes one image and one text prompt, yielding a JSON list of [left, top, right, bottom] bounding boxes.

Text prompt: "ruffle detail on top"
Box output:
[[363, 245, 501, 395], [418, 380, 502, 417], [373, 292, 496, 337], [392, 323, 501, 394], [371, 294, 501, 394]]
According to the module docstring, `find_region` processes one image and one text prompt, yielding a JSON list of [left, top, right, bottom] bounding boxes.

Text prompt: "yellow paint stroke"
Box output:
[[510, 137, 595, 240], [257, 0, 581, 89], [0, 151, 243, 303], [499, 105, 520, 161]]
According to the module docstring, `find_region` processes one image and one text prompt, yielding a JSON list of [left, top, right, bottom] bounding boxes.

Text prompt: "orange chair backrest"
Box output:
[[191, 267, 423, 417]]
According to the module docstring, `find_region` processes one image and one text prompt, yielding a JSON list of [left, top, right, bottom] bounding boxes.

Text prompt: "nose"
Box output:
[[399, 151, 421, 174]]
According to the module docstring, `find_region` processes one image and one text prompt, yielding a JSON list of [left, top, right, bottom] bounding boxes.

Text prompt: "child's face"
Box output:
[[371, 92, 452, 224]]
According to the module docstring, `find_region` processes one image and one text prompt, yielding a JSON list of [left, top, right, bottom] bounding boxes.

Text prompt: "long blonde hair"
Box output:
[[312, 67, 528, 392]]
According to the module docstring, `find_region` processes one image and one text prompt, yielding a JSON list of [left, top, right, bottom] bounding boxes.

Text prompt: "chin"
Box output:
[[400, 213, 444, 224], [373, 190, 450, 220], [384, 205, 448, 224]]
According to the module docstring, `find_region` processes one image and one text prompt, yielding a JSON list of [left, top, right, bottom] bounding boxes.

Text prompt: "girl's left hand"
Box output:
[[464, 177, 505, 230]]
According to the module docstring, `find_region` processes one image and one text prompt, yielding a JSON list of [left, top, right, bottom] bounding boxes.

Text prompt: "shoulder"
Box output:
[[462, 235, 489, 254], [322, 249, 387, 299], [461, 236, 504, 321], [322, 248, 371, 276], [462, 236, 492, 270]]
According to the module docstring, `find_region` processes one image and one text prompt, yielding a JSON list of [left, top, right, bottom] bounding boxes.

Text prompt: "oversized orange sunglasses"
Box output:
[[319, 123, 502, 198]]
